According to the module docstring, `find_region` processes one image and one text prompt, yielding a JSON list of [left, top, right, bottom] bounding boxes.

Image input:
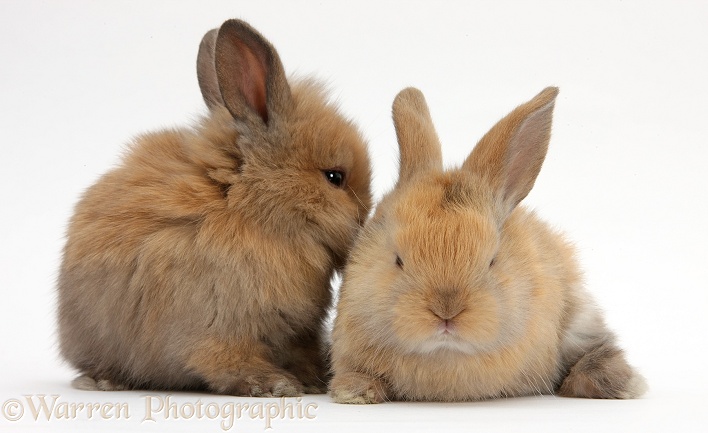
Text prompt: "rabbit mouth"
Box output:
[[410, 322, 494, 356], [436, 318, 457, 335], [414, 324, 465, 353], [417, 334, 477, 355]]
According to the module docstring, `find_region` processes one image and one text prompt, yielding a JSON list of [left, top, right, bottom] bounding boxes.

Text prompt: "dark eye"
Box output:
[[489, 257, 496, 268], [395, 255, 404, 269], [323, 170, 345, 188]]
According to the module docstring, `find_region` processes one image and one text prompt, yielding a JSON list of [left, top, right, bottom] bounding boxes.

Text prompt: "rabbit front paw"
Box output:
[[330, 372, 389, 404], [216, 369, 304, 397]]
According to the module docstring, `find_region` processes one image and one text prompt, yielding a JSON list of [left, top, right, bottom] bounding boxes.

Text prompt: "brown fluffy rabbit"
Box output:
[[57, 19, 371, 396], [330, 87, 646, 403]]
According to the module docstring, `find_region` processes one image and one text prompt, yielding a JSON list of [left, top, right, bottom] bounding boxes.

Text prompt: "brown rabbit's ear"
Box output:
[[463, 87, 559, 217], [392, 87, 443, 185], [214, 19, 292, 127], [197, 28, 224, 109]]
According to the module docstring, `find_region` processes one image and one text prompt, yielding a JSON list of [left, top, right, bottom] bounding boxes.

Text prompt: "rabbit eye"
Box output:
[[489, 257, 496, 268], [323, 170, 345, 188], [395, 255, 404, 269]]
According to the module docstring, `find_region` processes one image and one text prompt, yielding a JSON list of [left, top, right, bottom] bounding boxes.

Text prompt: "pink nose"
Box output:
[[431, 310, 461, 334], [440, 319, 456, 334]]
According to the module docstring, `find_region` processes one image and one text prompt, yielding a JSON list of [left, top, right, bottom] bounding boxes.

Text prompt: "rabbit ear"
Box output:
[[214, 19, 292, 127], [463, 87, 559, 217], [392, 87, 443, 185], [197, 28, 224, 109]]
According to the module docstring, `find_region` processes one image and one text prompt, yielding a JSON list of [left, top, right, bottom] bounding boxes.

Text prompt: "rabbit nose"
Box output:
[[429, 306, 465, 335], [430, 307, 465, 322], [428, 290, 466, 321]]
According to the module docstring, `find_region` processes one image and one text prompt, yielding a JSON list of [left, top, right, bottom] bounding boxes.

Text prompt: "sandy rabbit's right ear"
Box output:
[[197, 28, 224, 109], [213, 19, 292, 129], [392, 87, 443, 185], [463, 87, 559, 218]]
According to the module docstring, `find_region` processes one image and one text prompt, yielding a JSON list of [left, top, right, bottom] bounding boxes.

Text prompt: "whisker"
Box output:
[[348, 185, 370, 213]]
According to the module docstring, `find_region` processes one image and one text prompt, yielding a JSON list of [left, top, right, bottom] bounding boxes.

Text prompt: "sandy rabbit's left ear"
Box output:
[[463, 87, 559, 218], [392, 87, 443, 186]]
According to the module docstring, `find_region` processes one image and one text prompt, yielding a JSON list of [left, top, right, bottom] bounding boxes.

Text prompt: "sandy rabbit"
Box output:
[[330, 87, 646, 402]]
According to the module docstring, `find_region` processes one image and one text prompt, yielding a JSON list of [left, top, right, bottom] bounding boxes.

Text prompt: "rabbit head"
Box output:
[[194, 20, 372, 264], [340, 87, 558, 356]]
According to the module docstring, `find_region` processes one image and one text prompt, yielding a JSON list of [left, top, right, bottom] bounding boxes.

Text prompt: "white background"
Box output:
[[1, 1, 707, 432]]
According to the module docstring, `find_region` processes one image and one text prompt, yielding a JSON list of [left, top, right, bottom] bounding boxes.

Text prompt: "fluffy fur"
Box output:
[[57, 19, 372, 396], [330, 87, 646, 403]]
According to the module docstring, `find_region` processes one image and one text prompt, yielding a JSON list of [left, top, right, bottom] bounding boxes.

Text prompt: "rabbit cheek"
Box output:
[[391, 291, 433, 348], [455, 290, 501, 346], [301, 190, 360, 267]]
